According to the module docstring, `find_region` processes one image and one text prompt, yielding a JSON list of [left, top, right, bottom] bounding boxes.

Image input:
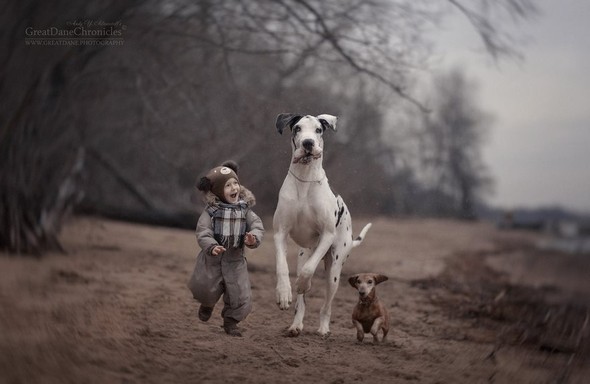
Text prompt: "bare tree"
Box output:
[[416, 68, 493, 218], [1, 0, 535, 254], [0, 0, 139, 254]]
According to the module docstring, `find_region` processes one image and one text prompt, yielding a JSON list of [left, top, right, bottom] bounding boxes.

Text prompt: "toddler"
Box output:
[[188, 160, 264, 336]]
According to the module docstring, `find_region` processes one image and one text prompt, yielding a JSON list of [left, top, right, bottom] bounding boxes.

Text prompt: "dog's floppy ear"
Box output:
[[317, 114, 337, 132], [374, 274, 388, 285], [348, 275, 359, 288], [276, 113, 302, 135]]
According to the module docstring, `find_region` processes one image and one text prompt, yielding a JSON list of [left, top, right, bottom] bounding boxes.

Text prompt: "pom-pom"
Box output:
[[197, 176, 212, 192], [221, 160, 239, 174]]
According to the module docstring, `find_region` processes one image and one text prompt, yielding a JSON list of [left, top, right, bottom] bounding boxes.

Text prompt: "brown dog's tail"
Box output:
[[352, 223, 372, 248]]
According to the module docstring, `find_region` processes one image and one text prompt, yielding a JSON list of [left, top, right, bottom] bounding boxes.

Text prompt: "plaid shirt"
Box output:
[[206, 201, 248, 248]]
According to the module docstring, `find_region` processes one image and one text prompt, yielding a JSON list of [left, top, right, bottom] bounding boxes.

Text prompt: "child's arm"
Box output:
[[196, 210, 223, 255], [211, 245, 226, 255], [244, 233, 257, 247], [244, 210, 265, 249]]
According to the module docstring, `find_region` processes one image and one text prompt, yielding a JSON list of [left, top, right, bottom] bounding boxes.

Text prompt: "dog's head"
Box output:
[[275, 113, 337, 165], [348, 273, 388, 299]]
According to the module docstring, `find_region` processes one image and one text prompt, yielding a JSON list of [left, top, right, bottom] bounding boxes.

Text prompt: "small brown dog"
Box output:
[[348, 273, 390, 343]]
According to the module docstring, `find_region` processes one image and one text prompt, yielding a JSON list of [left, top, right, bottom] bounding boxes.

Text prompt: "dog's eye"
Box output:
[[367, 280, 373, 284], [293, 126, 301, 134], [315, 128, 322, 134]]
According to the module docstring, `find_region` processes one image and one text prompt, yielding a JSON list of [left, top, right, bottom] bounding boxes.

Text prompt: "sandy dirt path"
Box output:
[[1, 216, 588, 383]]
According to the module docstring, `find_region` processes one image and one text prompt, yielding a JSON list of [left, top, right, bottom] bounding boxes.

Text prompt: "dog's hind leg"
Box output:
[[318, 262, 337, 336], [287, 248, 312, 337], [317, 247, 345, 337], [288, 293, 305, 337]]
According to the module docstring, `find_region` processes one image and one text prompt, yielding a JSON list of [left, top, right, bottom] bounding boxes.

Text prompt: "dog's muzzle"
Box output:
[[292, 140, 322, 164], [293, 153, 322, 164]]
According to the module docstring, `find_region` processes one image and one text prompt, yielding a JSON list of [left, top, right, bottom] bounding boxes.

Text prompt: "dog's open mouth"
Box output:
[[292, 152, 322, 164]]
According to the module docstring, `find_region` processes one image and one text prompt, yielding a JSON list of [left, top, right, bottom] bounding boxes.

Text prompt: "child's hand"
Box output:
[[211, 245, 226, 256], [244, 232, 257, 247]]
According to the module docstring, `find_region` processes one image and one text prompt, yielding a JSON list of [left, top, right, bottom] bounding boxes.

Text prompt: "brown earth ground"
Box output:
[[1, 216, 589, 383]]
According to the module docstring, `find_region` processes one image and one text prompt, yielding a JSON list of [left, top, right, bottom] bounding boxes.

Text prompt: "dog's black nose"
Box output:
[[302, 139, 314, 151]]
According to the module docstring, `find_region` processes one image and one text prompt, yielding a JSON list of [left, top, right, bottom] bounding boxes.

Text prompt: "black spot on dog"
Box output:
[[333, 277, 337, 282], [335, 254, 339, 260], [335, 206, 345, 227]]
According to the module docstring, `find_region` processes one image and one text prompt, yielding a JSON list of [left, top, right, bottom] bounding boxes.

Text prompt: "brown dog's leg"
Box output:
[[381, 325, 389, 342], [370, 317, 385, 343], [353, 320, 365, 342]]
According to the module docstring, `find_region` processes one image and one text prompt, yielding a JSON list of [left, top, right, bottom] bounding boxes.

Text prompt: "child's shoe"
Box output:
[[198, 305, 213, 322], [223, 318, 242, 337]]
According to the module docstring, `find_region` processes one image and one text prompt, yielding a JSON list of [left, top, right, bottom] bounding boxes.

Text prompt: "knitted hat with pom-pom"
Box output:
[[197, 160, 240, 203]]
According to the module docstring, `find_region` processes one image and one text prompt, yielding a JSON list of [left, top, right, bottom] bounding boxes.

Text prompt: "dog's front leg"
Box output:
[[296, 233, 335, 294], [287, 248, 312, 336], [274, 229, 292, 310], [353, 320, 365, 342], [370, 317, 385, 343]]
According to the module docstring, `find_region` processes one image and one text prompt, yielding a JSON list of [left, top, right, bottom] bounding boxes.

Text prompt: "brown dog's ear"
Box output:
[[374, 274, 388, 285], [348, 275, 359, 288]]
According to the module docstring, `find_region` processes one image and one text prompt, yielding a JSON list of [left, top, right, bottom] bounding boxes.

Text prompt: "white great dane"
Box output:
[[273, 113, 372, 337]]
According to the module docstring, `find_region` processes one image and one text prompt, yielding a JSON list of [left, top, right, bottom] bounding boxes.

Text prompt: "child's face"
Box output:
[[223, 178, 240, 204]]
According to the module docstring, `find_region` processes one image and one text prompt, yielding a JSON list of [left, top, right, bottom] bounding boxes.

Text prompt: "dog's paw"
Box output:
[[295, 275, 312, 294], [276, 295, 292, 310], [317, 329, 331, 339], [276, 282, 292, 310], [356, 332, 365, 343], [286, 326, 302, 337], [317, 320, 331, 337]]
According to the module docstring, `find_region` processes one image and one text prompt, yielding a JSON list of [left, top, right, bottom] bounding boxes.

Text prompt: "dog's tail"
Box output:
[[352, 223, 372, 248]]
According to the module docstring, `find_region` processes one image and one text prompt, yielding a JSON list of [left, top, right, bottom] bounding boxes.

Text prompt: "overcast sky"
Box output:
[[432, 0, 590, 214]]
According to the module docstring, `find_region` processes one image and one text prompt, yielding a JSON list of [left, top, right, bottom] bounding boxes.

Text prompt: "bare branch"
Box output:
[[292, 0, 428, 111], [447, 0, 538, 60]]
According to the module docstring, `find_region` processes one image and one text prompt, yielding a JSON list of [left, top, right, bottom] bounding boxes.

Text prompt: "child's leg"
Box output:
[[222, 317, 242, 337], [198, 305, 214, 321], [220, 258, 252, 326], [188, 253, 224, 319]]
